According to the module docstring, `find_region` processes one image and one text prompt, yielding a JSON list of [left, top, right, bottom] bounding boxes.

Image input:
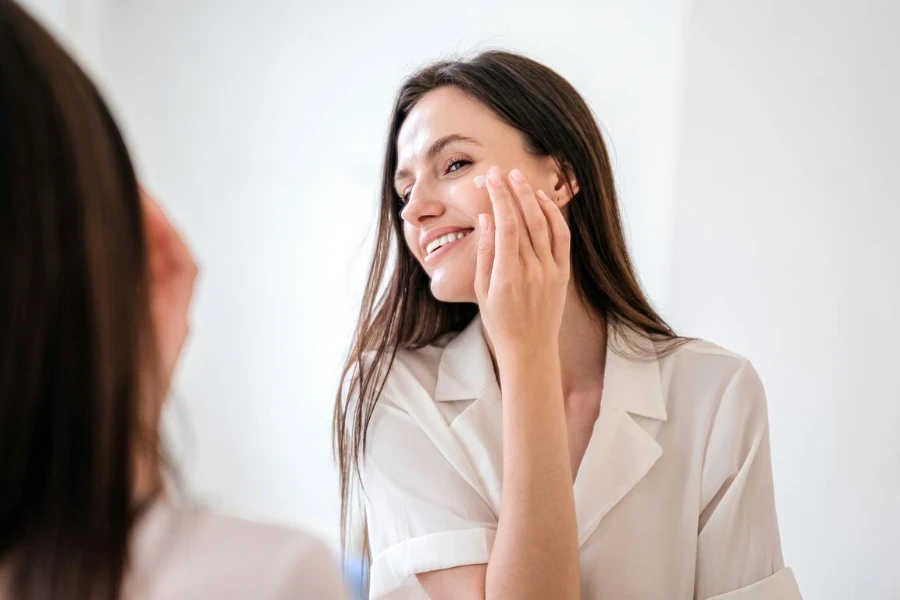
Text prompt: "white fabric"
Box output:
[[124, 500, 348, 599], [707, 569, 801, 599], [361, 315, 802, 599]]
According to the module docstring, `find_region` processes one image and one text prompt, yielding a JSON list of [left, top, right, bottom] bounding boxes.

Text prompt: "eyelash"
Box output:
[[398, 156, 474, 205], [443, 156, 472, 174]]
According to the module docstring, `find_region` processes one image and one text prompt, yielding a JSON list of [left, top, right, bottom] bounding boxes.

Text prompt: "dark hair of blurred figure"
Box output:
[[0, 2, 164, 598]]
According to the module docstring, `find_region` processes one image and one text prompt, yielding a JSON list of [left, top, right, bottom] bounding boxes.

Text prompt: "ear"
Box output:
[[536, 156, 579, 208], [551, 161, 579, 207]]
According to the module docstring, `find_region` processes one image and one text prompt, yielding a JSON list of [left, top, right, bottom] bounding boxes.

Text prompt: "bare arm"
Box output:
[[418, 167, 579, 600], [488, 347, 579, 598]]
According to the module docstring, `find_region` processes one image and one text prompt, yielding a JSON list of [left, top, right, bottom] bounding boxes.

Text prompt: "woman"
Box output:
[[334, 51, 803, 599], [0, 3, 346, 598]]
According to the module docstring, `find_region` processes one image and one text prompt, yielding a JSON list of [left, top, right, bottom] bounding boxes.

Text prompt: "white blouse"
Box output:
[[360, 315, 802, 599], [124, 500, 348, 599]]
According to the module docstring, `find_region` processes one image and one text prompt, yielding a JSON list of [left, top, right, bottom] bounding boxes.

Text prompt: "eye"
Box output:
[[396, 190, 411, 212], [444, 157, 472, 174]]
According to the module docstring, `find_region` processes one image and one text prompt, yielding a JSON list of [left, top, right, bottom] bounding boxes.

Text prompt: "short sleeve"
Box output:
[[361, 400, 497, 599], [696, 361, 802, 600]]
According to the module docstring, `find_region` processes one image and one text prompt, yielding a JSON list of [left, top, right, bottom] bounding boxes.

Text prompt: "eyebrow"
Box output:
[[394, 134, 481, 187]]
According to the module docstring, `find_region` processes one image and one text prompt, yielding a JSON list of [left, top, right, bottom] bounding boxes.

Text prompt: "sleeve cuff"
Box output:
[[369, 527, 495, 599], [706, 568, 802, 600]]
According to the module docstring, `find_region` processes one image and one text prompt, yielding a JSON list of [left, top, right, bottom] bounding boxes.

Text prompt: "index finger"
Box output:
[[482, 166, 521, 269]]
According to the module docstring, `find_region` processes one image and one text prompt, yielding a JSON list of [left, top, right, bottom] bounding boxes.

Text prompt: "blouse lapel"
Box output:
[[430, 317, 669, 537], [573, 328, 668, 545]]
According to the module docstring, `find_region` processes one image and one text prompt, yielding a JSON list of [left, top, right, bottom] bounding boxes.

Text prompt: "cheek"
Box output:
[[403, 224, 422, 262], [475, 194, 493, 216], [449, 179, 492, 218]]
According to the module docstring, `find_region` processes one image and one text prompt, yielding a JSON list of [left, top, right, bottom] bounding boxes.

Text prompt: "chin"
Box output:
[[429, 272, 477, 304]]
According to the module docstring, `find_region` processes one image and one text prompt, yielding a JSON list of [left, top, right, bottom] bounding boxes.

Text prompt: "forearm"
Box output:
[[485, 345, 580, 600]]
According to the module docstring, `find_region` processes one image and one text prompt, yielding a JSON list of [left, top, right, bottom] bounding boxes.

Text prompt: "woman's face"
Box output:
[[395, 86, 561, 303]]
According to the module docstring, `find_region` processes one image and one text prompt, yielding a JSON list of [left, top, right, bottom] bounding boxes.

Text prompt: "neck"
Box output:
[[557, 281, 607, 396], [482, 281, 607, 397]]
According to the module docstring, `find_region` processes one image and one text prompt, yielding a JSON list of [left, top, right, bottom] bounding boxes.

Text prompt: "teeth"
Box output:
[[426, 231, 469, 255]]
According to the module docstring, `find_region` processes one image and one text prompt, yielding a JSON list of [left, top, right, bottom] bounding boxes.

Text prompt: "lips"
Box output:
[[426, 230, 469, 255], [420, 226, 474, 263]]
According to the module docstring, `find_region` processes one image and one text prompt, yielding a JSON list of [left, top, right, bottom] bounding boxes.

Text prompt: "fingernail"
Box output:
[[537, 189, 551, 202], [479, 213, 489, 233], [473, 175, 486, 189], [509, 168, 525, 183], [487, 167, 502, 187]]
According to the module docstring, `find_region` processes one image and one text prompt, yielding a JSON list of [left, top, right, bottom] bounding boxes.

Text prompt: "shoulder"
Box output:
[[128, 502, 346, 599], [660, 338, 764, 393], [658, 338, 768, 424], [186, 505, 332, 559], [342, 332, 450, 403], [379, 332, 456, 408]]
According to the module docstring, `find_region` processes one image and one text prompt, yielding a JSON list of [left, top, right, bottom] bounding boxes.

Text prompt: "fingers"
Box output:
[[536, 189, 571, 271], [508, 169, 552, 263], [141, 187, 199, 289], [483, 166, 521, 270], [140, 186, 199, 385], [475, 213, 495, 300], [478, 167, 569, 272]]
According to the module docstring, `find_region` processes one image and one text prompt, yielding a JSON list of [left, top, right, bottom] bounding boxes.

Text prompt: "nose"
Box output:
[[400, 183, 444, 226]]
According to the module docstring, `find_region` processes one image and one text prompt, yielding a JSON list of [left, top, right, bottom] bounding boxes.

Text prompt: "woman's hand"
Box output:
[[475, 166, 571, 361], [141, 187, 198, 392], [419, 167, 578, 599], [472, 166, 581, 600]]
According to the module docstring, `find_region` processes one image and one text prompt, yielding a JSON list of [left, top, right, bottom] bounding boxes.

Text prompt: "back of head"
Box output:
[[0, 2, 154, 598]]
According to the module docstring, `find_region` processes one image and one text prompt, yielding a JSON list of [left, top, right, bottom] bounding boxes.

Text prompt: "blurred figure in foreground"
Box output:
[[0, 2, 347, 598]]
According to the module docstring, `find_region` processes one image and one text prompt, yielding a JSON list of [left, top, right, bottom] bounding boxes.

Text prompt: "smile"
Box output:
[[422, 228, 474, 264], [426, 230, 471, 255]]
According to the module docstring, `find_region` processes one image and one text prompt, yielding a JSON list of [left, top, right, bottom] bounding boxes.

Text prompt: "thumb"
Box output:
[[475, 213, 495, 300]]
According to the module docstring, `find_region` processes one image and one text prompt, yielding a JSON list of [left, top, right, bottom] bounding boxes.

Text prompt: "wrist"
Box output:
[[495, 341, 560, 376]]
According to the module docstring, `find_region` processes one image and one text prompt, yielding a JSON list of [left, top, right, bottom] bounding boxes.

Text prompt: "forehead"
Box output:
[[396, 86, 512, 165]]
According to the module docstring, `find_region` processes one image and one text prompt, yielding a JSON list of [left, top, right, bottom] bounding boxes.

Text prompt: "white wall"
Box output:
[[54, 0, 688, 547], [15, 0, 103, 74], [670, 0, 900, 597], [15, 0, 66, 36], [20, 1, 899, 595]]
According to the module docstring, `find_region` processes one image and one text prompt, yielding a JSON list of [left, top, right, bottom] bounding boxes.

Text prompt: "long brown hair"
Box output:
[[333, 50, 678, 553], [0, 2, 158, 598]]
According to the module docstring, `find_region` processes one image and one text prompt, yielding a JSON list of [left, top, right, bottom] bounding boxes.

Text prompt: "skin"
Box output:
[[396, 86, 608, 600], [396, 87, 564, 303], [133, 190, 198, 502]]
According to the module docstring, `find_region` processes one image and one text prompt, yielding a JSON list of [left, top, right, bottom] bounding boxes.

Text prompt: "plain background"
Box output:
[[18, 0, 900, 597], [669, 1, 900, 597]]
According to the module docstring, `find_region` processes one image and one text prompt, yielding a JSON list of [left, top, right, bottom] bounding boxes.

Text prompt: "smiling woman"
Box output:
[[334, 51, 802, 600], [393, 87, 575, 303]]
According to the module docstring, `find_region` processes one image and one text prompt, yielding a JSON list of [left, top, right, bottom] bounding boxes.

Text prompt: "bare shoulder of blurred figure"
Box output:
[[0, 2, 346, 599]]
